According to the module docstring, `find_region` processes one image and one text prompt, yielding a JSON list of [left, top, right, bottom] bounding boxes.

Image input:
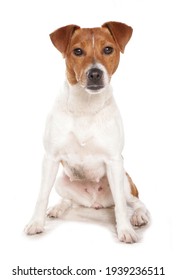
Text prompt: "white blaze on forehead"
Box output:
[[92, 33, 95, 49], [92, 33, 96, 57]]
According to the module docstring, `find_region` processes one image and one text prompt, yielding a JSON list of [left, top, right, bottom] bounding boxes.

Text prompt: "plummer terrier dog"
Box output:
[[25, 21, 149, 243]]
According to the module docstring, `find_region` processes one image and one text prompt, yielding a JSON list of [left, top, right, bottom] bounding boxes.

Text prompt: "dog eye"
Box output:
[[103, 46, 114, 55], [73, 48, 83, 56]]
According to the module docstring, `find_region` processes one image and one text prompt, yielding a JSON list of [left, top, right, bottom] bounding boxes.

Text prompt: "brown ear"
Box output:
[[50, 24, 80, 54], [102, 21, 133, 53]]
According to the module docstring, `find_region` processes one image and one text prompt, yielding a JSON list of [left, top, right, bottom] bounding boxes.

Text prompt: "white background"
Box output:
[[0, 0, 176, 279]]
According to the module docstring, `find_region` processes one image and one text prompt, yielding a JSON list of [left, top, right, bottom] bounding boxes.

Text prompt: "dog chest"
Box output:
[[56, 119, 109, 181], [44, 94, 124, 165]]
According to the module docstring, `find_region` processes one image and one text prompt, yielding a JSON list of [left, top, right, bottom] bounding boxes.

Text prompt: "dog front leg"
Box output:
[[25, 155, 59, 235], [106, 158, 138, 243]]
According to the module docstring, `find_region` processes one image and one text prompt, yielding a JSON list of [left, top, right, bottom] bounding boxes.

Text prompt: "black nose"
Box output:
[[87, 68, 103, 82]]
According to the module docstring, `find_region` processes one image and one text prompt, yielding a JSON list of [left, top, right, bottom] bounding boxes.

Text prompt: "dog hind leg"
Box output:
[[125, 173, 149, 227], [129, 196, 149, 227], [48, 173, 94, 215]]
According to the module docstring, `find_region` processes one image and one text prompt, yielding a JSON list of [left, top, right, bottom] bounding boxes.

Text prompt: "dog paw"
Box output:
[[47, 200, 71, 218], [131, 208, 149, 227], [47, 206, 63, 218], [25, 221, 44, 235], [118, 227, 138, 243]]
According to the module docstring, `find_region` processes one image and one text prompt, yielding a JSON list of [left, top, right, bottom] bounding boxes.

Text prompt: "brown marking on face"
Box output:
[[50, 24, 80, 54], [65, 27, 121, 86], [102, 21, 133, 53], [50, 22, 133, 89], [126, 172, 139, 198]]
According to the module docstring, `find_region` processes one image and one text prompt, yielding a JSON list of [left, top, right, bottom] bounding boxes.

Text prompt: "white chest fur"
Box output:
[[43, 82, 124, 181]]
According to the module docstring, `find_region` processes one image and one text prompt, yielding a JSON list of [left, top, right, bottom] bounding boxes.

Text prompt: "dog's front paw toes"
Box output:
[[47, 200, 71, 218], [131, 209, 149, 227], [47, 207, 61, 218], [47, 206, 63, 218], [118, 227, 138, 243], [25, 221, 44, 235]]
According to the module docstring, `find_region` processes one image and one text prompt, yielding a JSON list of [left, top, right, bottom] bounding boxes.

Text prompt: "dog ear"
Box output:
[[102, 21, 133, 53], [50, 24, 80, 55]]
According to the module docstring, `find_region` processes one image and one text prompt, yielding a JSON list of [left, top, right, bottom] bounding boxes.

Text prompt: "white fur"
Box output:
[[25, 81, 149, 243]]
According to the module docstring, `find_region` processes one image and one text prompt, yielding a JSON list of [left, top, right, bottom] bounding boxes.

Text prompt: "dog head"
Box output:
[[50, 21, 133, 94]]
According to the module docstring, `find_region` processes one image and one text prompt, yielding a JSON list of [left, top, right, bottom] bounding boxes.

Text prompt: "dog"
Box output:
[[25, 21, 149, 243]]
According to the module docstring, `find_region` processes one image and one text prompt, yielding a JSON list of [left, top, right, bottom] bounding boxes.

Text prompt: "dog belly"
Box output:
[[62, 160, 106, 182], [56, 173, 114, 209]]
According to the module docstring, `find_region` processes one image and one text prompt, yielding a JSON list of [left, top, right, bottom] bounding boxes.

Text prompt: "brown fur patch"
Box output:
[[126, 172, 139, 198], [65, 27, 120, 85], [50, 22, 133, 86]]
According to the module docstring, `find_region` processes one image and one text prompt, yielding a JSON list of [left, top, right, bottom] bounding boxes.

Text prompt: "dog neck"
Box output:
[[65, 82, 113, 115]]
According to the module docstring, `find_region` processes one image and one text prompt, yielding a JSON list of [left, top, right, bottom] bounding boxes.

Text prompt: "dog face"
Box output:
[[50, 22, 133, 94]]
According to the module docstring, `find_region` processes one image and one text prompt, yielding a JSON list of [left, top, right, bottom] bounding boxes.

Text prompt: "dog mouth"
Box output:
[[85, 84, 105, 95], [86, 84, 104, 91]]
